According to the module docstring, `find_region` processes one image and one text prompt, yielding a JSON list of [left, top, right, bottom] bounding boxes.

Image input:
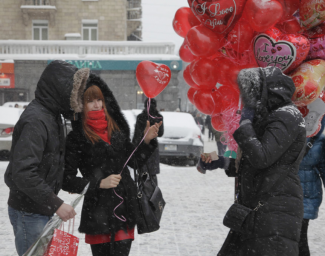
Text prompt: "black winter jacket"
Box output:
[[4, 61, 89, 216], [132, 105, 164, 175], [62, 73, 157, 235], [219, 67, 306, 256]]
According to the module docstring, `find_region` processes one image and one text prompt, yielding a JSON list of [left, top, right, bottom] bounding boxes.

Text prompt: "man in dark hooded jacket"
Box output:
[[4, 60, 90, 256], [200, 67, 306, 256], [132, 98, 164, 185]]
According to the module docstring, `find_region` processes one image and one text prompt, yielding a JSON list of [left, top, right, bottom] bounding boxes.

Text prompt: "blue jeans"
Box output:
[[8, 206, 51, 256]]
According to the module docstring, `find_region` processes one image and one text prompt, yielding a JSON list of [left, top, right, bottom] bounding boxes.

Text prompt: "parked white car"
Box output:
[[158, 112, 204, 164], [0, 107, 23, 160], [122, 110, 136, 140], [2, 101, 30, 108], [123, 110, 204, 165]]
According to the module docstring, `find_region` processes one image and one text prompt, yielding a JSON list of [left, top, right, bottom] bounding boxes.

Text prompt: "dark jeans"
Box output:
[[299, 219, 310, 256], [217, 141, 227, 156], [90, 239, 132, 256], [8, 206, 51, 256]]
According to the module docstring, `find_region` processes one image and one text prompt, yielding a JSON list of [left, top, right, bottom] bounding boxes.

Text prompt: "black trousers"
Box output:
[[298, 219, 310, 256], [90, 239, 132, 256]]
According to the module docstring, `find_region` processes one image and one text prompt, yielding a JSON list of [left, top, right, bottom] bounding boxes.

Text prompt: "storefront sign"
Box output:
[[0, 61, 15, 88], [47, 60, 182, 71]]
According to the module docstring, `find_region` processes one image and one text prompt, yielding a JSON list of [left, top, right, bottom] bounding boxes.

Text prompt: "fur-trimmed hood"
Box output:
[[70, 72, 130, 138], [237, 66, 296, 112]]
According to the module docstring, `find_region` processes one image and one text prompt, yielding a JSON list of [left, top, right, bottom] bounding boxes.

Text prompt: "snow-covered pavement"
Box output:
[[1, 135, 325, 255]]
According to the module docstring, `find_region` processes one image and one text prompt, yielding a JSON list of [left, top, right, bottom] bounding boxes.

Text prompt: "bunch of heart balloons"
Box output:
[[173, 0, 325, 151]]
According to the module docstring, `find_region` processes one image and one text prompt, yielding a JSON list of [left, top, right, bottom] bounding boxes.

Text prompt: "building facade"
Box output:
[[0, 0, 142, 41], [0, 0, 183, 110]]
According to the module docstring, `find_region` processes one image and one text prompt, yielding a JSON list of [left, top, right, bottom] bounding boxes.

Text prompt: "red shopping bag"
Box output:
[[44, 219, 79, 256]]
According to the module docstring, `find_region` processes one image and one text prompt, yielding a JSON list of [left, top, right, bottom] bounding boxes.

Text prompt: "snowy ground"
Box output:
[[0, 134, 325, 255]]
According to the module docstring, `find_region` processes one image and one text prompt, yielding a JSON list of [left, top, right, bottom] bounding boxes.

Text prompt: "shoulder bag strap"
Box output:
[[304, 136, 316, 157]]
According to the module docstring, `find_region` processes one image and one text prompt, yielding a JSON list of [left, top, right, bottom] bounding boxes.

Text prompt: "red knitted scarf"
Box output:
[[86, 109, 110, 144]]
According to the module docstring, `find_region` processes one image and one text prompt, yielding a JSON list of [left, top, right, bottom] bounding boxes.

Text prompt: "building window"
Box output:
[[33, 20, 48, 40], [82, 20, 98, 41]]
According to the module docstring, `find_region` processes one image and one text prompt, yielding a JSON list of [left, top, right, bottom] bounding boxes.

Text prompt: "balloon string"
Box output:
[[147, 98, 163, 120], [113, 98, 160, 222]]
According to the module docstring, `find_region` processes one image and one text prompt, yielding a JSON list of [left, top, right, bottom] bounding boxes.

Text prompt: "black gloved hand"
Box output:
[[240, 107, 255, 125]]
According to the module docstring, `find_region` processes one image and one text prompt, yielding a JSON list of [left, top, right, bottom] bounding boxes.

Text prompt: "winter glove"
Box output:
[[240, 107, 255, 125], [197, 156, 229, 174]]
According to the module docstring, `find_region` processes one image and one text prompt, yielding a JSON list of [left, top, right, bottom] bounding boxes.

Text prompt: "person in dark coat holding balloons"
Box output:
[[199, 67, 306, 256]]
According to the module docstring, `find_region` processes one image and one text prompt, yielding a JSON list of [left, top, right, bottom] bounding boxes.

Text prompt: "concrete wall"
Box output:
[[2, 60, 180, 111], [0, 0, 128, 41]]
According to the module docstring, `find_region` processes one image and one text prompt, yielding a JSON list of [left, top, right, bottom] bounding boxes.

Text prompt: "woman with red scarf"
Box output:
[[62, 73, 161, 256]]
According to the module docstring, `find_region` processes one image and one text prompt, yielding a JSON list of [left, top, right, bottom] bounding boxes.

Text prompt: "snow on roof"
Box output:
[[0, 54, 180, 61], [0, 59, 14, 63], [20, 5, 56, 10]]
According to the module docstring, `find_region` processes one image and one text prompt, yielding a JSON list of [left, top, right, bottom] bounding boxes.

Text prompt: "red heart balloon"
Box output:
[[173, 7, 201, 38], [136, 61, 171, 98], [211, 115, 227, 131], [276, 19, 302, 34], [188, 0, 247, 34], [193, 89, 215, 115], [214, 56, 258, 86], [186, 25, 226, 57], [184, 64, 200, 89], [226, 19, 255, 53], [277, 0, 300, 22], [179, 40, 197, 63], [254, 27, 310, 74], [187, 88, 198, 104], [218, 85, 240, 112], [189, 58, 219, 89], [245, 0, 284, 32]]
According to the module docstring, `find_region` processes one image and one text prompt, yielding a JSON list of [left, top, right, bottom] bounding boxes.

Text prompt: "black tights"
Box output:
[[299, 219, 310, 256], [90, 239, 132, 256]]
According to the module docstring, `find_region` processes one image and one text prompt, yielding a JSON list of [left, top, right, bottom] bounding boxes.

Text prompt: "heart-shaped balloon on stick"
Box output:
[[188, 0, 247, 34], [254, 27, 310, 74], [136, 61, 171, 98]]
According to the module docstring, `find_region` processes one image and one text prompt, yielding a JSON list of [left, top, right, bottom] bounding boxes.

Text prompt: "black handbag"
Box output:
[[134, 165, 166, 234]]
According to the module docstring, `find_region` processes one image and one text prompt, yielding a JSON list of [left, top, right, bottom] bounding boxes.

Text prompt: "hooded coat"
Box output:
[[299, 117, 325, 220], [218, 67, 306, 256], [4, 60, 90, 216], [61, 73, 158, 236], [132, 99, 164, 176]]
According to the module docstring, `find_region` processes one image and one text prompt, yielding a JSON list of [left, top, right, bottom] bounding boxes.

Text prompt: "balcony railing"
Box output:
[[127, 0, 141, 9], [127, 9, 142, 20], [0, 40, 175, 56], [22, 0, 54, 5]]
